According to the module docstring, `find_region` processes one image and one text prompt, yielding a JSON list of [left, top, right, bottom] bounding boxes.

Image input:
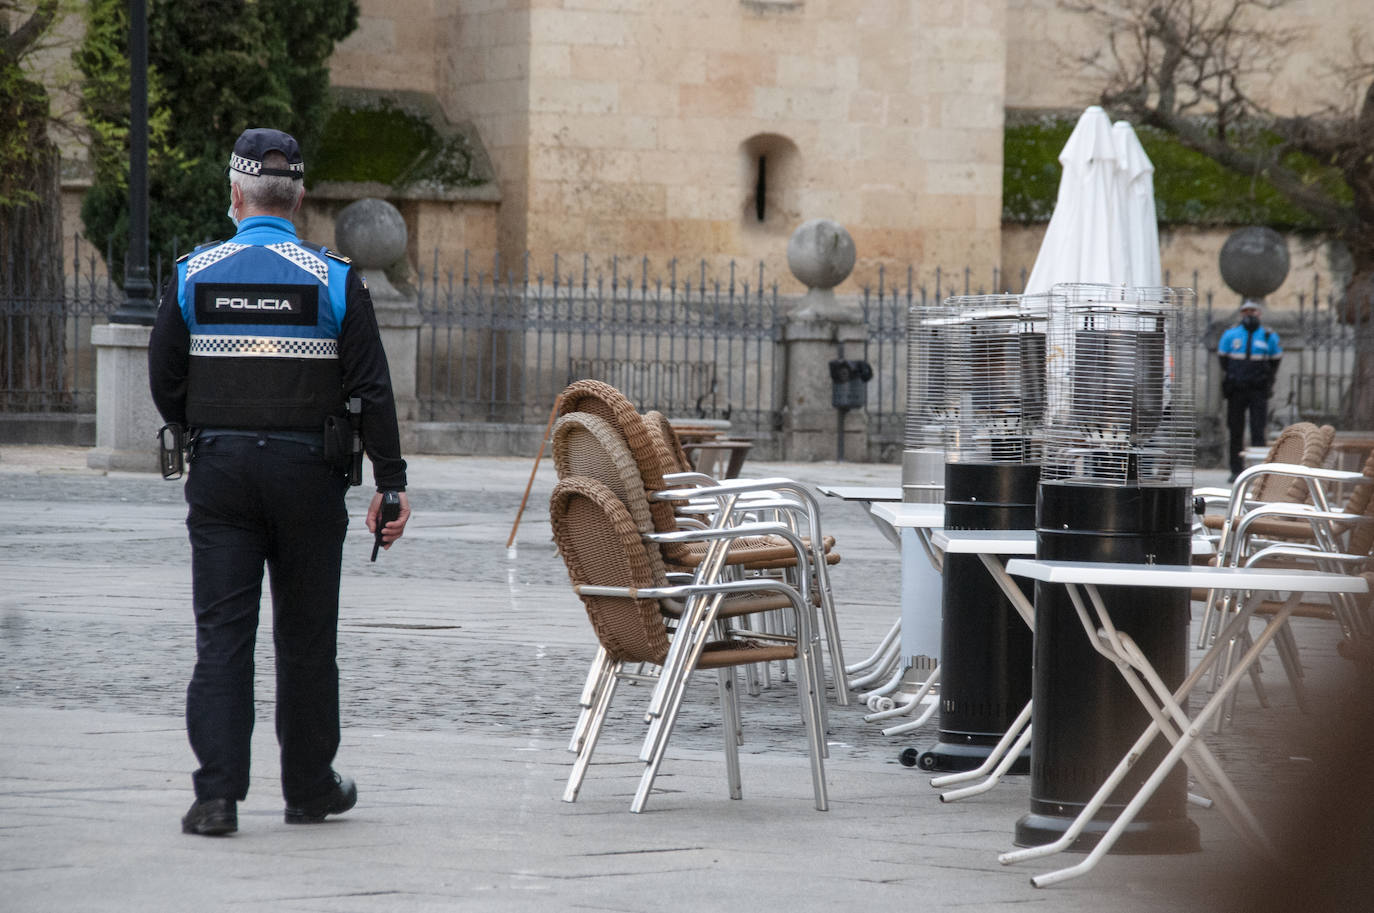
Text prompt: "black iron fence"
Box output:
[[416, 254, 783, 431], [5, 245, 1365, 464], [2, 240, 121, 414]]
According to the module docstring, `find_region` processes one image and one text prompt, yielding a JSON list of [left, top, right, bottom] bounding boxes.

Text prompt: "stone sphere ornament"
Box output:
[[787, 219, 856, 290], [1219, 226, 1289, 300], [334, 198, 408, 270]]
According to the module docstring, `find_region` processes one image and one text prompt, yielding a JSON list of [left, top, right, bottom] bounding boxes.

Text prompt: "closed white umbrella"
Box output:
[[1023, 106, 1127, 295], [1112, 120, 1162, 289]]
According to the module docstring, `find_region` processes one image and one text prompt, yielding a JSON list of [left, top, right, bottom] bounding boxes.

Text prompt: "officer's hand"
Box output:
[[367, 491, 411, 549]]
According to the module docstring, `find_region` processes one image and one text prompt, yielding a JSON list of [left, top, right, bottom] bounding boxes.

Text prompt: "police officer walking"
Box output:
[[1218, 299, 1283, 481], [149, 128, 412, 836]]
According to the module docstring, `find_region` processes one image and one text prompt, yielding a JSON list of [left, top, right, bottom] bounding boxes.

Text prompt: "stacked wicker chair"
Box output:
[[554, 379, 849, 703], [549, 391, 830, 812], [1204, 448, 1374, 713], [551, 409, 806, 753], [1198, 423, 1336, 548]]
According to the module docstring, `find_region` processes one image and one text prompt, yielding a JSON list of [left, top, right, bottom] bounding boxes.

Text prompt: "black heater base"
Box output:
[[905, 462, 1037, 774], [1020, 481, 1200, 856], [913, 735, 1030, 774]]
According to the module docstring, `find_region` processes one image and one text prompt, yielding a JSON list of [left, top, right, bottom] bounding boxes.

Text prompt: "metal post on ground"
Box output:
[[110, 0, 155, 326]]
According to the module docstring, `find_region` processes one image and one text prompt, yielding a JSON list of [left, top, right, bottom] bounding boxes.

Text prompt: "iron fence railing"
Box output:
[[6, 242, 1365, 465], [416, 253, 783, 431], [2, 239, 121, 413]]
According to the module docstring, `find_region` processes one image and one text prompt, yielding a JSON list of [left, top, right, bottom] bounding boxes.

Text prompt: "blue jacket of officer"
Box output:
[[176, 215, 349, 430], [1218, 320, 1282, 392]]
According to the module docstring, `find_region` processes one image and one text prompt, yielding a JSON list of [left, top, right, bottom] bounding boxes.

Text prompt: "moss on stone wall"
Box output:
[[310, 96, 485, 190], [1003, 116, 1346, 231]]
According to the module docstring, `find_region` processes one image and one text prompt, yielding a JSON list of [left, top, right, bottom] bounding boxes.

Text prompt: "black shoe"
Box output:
[[1228, 471, 1239, 483], [284, 772, 357, 824], [182, 798, 237, 836]]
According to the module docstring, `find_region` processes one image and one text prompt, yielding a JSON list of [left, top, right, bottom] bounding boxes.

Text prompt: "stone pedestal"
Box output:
[[87, 323, 161, 472], [781, 219, 866, 460], [335, 198, 421, 448], [363, 271, 422, 442], [782, 301, 867, 461]]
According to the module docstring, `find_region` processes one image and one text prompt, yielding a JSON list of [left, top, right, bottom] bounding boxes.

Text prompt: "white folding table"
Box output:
[[846, 501, 945, 732], [815, 486, 908, 695], [1001, 558, 1368, 887], [922, 532, 1216, 800]]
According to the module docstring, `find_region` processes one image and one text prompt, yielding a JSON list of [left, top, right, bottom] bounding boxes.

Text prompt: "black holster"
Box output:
[[323, 397, 363, 485]]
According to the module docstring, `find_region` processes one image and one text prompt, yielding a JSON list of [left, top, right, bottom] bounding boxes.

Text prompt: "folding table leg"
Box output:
[[932, 699, 1032, 791], [1012, 585, 1284, 887], [939, 724, 1033, 803]]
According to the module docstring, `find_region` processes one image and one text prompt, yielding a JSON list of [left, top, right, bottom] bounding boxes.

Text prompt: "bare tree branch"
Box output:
[[0, 0, 58, 67]]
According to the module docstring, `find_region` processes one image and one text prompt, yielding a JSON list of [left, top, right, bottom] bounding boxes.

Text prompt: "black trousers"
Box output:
[[1226, 389, 1270, 475], [184, 433, 349, 805]]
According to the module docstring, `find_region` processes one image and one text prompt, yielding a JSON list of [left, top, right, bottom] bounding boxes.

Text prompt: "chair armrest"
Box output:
[[1231, 463, 1366, 508], [1244, 543, 1370, 573]]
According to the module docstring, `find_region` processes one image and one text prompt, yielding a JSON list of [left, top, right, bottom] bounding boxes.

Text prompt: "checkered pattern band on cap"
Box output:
[[229, 153, 305, 177], [189, 335, 339, 359], [186, 242, 248, 278]]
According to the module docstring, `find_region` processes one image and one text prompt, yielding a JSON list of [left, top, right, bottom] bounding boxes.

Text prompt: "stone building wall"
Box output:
[[329, 0, 1009, 292]]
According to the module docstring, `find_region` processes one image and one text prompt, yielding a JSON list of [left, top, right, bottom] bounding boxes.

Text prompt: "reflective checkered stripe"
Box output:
[[190, 335, 339, 359], [229, 153, 304, 177], [266, 242, 330, 287], [185, 242, 248, 279]]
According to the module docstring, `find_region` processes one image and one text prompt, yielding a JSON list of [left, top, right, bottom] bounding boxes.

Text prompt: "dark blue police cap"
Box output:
[[228, 128, 304, 179]]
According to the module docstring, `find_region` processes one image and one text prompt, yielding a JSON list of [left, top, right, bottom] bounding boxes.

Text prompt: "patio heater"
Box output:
[[902, 300, 957, 505], [913, 294, 1045, 772], [1017, 283, 1200, 853], [895, 300, 962, 679]]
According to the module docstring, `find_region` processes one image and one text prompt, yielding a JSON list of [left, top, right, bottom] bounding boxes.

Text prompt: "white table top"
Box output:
[[1005, 558, 1369, 594], [870, 501, 946, 529], [932, 528, 1036, 555], [929, 528, 1210, 557], [816, 485, 903, 502]]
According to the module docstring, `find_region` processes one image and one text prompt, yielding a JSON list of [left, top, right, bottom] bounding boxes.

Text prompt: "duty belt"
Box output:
[[197, 428, 325, 447]]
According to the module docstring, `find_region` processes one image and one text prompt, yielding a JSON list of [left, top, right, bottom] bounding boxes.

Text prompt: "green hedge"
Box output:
[[310, 97, 484, 189], [1003, 118, 1347, 230]]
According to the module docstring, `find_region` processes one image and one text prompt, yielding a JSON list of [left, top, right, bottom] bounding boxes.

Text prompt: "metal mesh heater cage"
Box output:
[[943, 294, 1048, 465], [902, 300, 961, 502], [1041, 284, 1197, 487]]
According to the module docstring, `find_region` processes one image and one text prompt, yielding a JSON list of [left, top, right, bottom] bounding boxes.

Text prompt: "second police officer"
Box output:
[[1218, 299, 1283, 481]]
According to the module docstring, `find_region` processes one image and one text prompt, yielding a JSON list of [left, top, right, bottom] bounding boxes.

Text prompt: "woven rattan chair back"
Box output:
[[557, 380, 679, 532], [1343, 450, 1374, 557], [550, 476, 671, 665], [1251, 422, 1323, 502], [552, 411, 669, 580], [645, 410, 694, 474]]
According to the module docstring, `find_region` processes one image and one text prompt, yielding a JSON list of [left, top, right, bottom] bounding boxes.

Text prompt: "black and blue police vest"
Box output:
[[177, 217, 351, 431]]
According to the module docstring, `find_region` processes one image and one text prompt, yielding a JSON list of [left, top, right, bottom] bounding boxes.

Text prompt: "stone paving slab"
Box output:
[[0, 445, 1358, 911]]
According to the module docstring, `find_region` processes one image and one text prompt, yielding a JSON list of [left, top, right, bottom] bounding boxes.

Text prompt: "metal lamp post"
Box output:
[[109, 0, 155, 325]]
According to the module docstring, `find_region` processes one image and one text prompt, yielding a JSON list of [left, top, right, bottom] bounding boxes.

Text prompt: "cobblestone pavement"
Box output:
[[1, 445, 1367, 912], [0, 447, 902, 757]]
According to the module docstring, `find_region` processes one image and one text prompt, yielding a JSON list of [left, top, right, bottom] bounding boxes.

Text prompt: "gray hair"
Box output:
[[228, 150, 303, 213]]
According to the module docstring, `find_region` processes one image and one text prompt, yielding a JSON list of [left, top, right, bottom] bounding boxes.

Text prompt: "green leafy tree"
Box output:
[[77, 0, 358, 280], [1064, 0, 1374, 424]]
